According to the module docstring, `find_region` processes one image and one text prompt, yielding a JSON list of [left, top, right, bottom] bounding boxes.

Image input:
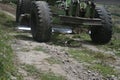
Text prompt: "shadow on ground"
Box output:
[[48, 33, 96, 47], [13, 32, 101, 48]]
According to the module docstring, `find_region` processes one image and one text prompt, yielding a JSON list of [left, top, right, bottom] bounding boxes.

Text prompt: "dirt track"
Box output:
[[12, 35, 104, 80], [11, 30, 120, 80]]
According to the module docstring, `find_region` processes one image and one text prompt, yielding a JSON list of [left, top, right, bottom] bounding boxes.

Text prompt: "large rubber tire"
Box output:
[[21, 0, 31, 14], [30, 1, 52, 42], [16, 0, 22, 23], [16, 0, 31, 23], [90, 6, 112, 44]]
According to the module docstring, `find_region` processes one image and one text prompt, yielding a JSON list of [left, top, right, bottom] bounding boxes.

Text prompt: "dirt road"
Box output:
[[11, 30, 120, 80], [12, 33, 104, 80]]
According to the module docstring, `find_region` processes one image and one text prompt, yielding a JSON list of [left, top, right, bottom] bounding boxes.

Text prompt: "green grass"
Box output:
[[100, 37, 120, 56], [113, 25, 120, 33], [45, 57, 61, 64], [68, 49, 95, 63], [33, 46, 46, 52], [68, 48, 116, 63], [50, 32, 90, 47], [0, 12, 15, 25], [90, 63, 117, 77], [68, 48, 115, 63], [50, 34, 72, 46], [23, 64, 66, 80], [68, 48, 118, 77], [0, 12, 22, 79], [72, 33, 91, 41]]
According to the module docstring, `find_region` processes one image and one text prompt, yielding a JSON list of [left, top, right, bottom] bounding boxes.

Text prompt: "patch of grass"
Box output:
[[51, 33, 90, 47], [51, 32, 91, 47], [0, 12, 15, 29], [89, 63, 117, 77], [106, 40, 120, 56], [68, 48, 118, 77], [111, 13, 120, 17], [66, 39, 82, 47], [0, 12, 22, 79], [40, 72, 65, 80], [94, 52, 116, 62], [73, 33, 91, 41], [113, 25, 120, 33], [23, 64, 66, 80], [68, 48, 116, 63], [68, 49, 95, 63], [98, 33, 120, 56], [51, 34, 72, 46], [33, 46, 46, 52], [45, 57, 61, 64]]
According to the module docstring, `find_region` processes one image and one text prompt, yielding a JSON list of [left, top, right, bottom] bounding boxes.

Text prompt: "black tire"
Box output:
[[21, 0, 31, 14], [90, 6, 112, 44], [16, 0, 31, 23], [30, 1, 52, 42], [16, 0, 22, 23]]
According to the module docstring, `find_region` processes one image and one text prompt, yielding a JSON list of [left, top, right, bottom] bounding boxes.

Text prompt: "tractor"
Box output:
[[16, 0, 113, 44]]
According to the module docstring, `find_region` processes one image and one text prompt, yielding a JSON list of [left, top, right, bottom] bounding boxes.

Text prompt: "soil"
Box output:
[[12, 33, 104, 80], [0, 3, 16, 15], [11, 31, 120, 80]]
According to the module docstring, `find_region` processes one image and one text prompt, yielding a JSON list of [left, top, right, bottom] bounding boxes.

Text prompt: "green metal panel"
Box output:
[[85, 3, 96, 18], [66, 0, 71, 7]]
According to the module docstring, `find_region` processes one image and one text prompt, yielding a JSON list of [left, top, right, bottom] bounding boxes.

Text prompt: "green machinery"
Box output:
[[16, 0, 113, 44]]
